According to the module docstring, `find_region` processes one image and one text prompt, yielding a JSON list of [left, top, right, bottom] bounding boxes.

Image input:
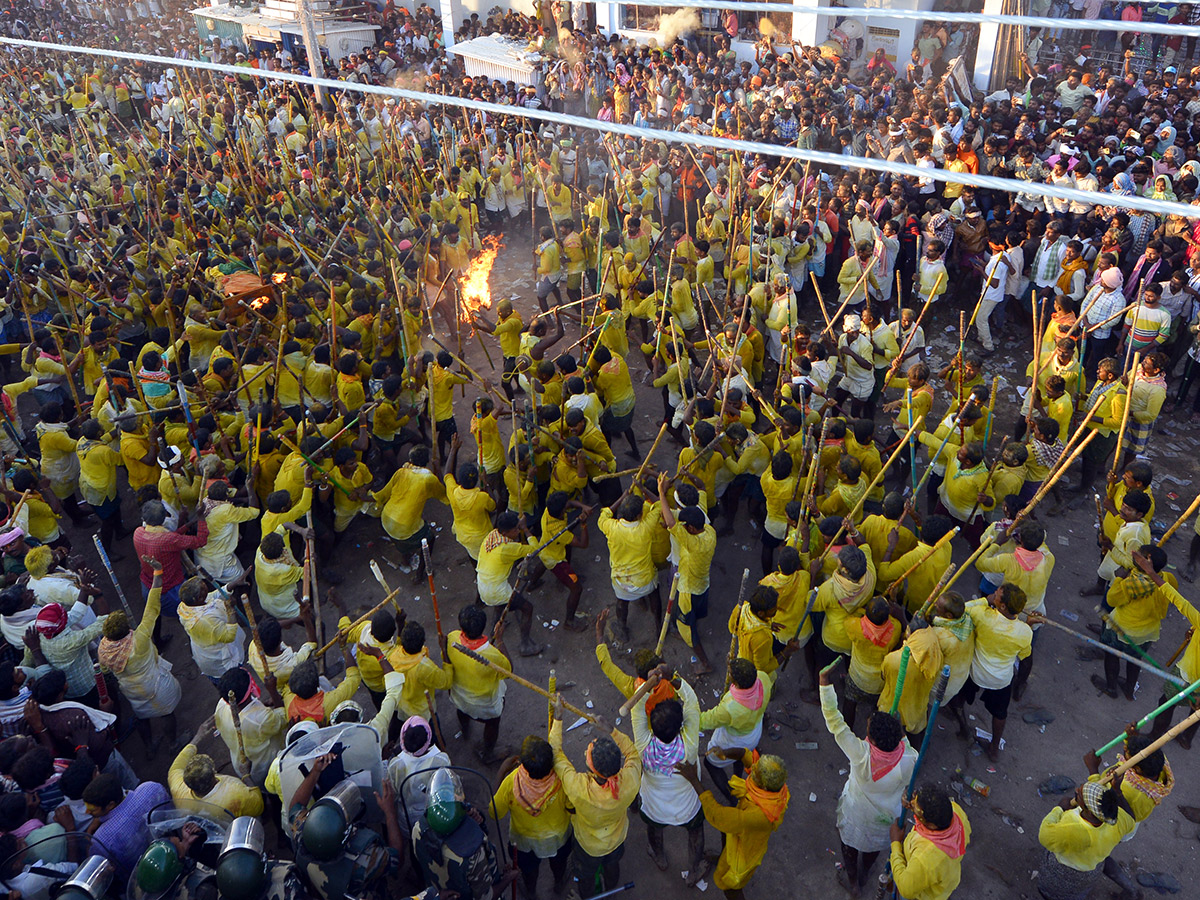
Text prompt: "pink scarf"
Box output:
[[915, 810, 968, 859], [868, 741, 905, 781], [1013, 546, 1043, 572], [730, 679, 764, 711]]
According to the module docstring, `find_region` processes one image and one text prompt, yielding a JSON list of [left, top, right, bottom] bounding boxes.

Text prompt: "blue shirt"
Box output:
[[93, 781, 169, 879]]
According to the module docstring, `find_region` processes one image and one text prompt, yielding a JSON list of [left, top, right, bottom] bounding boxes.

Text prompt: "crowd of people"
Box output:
[[0, 0, 1197, 900]]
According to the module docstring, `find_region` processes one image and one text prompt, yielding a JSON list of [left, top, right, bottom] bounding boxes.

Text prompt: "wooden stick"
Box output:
[[810, 270, 833, 333], [725, 568, 752, 688], [884, 284, 938, 389], [240, 594, 271, 681], [1158, 489, 1200, 547], [452, 642, 599, 724], [817, 415, 926, 563], [618, 676, 656, 720], [654, 574, 681, 656], [1024, 613, 1186, 688], [368, 560, 403, 613], [315, 585, 404, 657], [916, 563, 960, 620], [1166, 627, 1196, 668], [885, 526, 960, 597], [1109, 352, 1139, 478], [226, 690, 251, 773]]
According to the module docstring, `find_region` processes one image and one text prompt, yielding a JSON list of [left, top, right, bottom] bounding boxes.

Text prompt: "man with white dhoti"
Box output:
[[631, 669, 705, 885], [177, 577, 246, 684], [97, 562, 182, 753], [700, 659, 768, 799], [193, 482, 259, 583], [820, 660, 917, 897]]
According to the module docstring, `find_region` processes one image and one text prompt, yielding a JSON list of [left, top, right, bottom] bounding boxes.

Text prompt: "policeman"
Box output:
[[287, 753, 404, 900], [410, 769, 517, 900]]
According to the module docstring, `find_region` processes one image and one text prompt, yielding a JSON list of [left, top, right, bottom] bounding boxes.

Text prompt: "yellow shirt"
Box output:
[[385, 646, 454, 719], [699, 753, 787, 891], [493, 313, 523, 358], [550, 718, 640, 857], [845, 615, 902, 695], [120, 431, 158, 491], [77, 438, 119, 506], [168, 743, 264, 817], [597, 508, 659, 593], [878, 540, 955, 613], [1106, 571, 1172, 645], [490, 768, 572, 852], [475, 530, 538, 606], [890, 803, 971, 900], [431, 365, 469, 422], [445, 474, 496, 560], [373, 465, 446, 542], [1038, 805, 1135, 871], [669, 521, 716, 596]]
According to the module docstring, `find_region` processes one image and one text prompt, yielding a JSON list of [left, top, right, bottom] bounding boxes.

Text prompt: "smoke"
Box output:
[[657, 9, 700, 48], [759, 18, 776, 39]]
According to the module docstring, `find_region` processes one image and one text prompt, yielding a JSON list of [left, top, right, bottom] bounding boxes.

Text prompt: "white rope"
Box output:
[[552, 0, 1197, 39], [1, 36, 1196, 222]]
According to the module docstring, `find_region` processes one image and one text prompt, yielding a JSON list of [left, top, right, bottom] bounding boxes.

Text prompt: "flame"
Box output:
[[250, 294, 270, 309], [271, 272, 288, 284], [458, 236, 501, 321]]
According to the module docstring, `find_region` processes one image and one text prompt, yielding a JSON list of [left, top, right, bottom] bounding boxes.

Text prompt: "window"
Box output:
[[621, 5, 683, 33]]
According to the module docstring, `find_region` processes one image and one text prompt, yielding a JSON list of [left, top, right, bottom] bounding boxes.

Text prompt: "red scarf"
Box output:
[[868, 741, 905, 781], [459, 634, 489, 652], [915, 810, 967, 859]]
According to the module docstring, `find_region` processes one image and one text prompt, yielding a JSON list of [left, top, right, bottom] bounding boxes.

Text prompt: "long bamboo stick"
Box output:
[[453, 643, 599, 724], [315, 585, 404, 657], [1094, 674, 1200, 756], [1101, 704, 1200, 784], [1158, 487, 1200, 547]]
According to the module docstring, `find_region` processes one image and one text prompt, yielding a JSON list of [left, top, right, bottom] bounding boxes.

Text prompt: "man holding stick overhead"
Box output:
[[550, 693, 641, 899]]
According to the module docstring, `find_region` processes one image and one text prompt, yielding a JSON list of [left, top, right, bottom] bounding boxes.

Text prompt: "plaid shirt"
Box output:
[[133, 521, 209, 590], [23, 604, 108, 699]]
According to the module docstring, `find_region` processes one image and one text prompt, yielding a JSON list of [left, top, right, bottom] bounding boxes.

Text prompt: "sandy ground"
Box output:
[[76, 223, 1200, 900]]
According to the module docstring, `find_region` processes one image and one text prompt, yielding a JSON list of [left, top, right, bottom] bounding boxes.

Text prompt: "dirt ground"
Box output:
[[79, 224, 1200, 900]]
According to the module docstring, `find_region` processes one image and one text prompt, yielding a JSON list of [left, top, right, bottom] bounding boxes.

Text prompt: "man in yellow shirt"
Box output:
[[658, 474, 716, 674], [1091, 545, 1172, 702], [590, 346, 640, 460], [446, 605, 511, 763], [1037, 776, 1136, 900], [371, 445, 446, 574], [957, 585, 1033, 762], [490, 735, 572, 896], [597, 496, 662, 642], [888, 783, 971, 900], [550, 695, 641, 898], [475, 512, 541, 657], [168, 716, 264, 817], [425, 351, 470, 460], [676, 746, 790, 897], [534, 225, 563, 311], [472, 299, 523, 401]]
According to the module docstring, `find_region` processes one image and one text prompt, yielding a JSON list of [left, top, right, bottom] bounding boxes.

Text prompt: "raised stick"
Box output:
[[1094, 674, 1200, 756], [1109, 353, 1139, 478], [1101, 704, 1200, 784], [1158, 488, 1200, 547], [315, 585, 404, 657]]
